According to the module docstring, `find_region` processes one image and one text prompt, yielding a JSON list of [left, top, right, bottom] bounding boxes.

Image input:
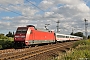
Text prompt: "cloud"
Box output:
[[0, 0, 90, 35], [39, 0, 54, 10], [0, 0, 24, 5]]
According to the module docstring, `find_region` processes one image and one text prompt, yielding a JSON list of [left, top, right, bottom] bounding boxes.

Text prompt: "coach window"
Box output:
[[57, 35, 59, 38], [70, 37, 74, 38], [57, 35, 65, 38], [66, 36, 69, 38]]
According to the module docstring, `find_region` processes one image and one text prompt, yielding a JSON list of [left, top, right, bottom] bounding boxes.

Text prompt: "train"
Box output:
[[14, 25, 83, 47]]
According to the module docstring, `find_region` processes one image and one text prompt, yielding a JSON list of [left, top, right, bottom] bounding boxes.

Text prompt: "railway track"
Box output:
[[0, 41, 76, 60], [0, 49, 14, 54]]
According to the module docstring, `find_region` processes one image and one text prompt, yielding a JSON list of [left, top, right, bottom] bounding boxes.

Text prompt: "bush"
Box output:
[[0, 45, 2, 49], [0, 33, 14, 49], [0, 40, 14, 49], [2, 40, 14, 49]]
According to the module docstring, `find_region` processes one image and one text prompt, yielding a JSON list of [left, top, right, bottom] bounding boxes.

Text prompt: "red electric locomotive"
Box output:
[[14, 25, 56, 47], [14, 25, 83, 47]]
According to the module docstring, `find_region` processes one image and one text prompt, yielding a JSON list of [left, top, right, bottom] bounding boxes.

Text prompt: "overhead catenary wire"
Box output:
[[26, 0, 45, 12], [0, 1, 90, 25], [0, 0, 45, 18], [0, 1, 83, 23], [0, 6, 29, 18], [0, 6, 22, 16], [0, 6, 85, 27], [0, 1, 23, 16]]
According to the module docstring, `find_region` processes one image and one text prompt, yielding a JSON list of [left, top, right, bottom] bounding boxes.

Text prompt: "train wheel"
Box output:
[[35, 45, 38, 47], [13, 42, 18, 49]]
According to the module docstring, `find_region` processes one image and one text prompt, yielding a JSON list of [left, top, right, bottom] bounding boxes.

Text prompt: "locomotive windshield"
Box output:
[[16, 28, 27, 34]]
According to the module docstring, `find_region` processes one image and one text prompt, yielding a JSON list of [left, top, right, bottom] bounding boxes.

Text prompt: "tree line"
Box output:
[[0, 31, 14, 39], [70, 32, 90, 39]]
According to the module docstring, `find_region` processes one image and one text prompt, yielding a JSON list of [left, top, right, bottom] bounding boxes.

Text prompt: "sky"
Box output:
[[0, 0, 90, 36]]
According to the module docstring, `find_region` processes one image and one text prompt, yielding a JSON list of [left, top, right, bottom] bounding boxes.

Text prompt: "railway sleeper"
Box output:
[[15, 46, 62, 60], [0, 49, 41, 60], [0, 49, 32, 59]]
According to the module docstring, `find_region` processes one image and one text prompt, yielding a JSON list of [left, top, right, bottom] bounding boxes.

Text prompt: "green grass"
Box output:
[[72, 39, 90, 48], [62, 49, 90, 60], [56, 39, 90, 60]]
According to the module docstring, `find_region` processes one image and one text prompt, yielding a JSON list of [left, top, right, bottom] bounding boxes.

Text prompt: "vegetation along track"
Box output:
[[0, 41, 76, 60]]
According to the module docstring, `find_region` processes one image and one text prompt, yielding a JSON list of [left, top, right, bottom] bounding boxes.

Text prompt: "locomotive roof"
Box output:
[[36, 28, 50, 32], [17, 27, 27, 28], [27, 25, 35, 27]]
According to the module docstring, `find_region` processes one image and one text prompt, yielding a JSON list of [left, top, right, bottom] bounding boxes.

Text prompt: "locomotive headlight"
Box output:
[[15, 36, 19, 37], [25, 41, 28, 43], [21, 36, 25, 38]]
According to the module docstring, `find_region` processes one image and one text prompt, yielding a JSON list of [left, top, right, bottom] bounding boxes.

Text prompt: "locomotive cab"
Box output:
[[14, 25, 35, 47], [14, 27, 27, 41], [14, 27, 28, 47]]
